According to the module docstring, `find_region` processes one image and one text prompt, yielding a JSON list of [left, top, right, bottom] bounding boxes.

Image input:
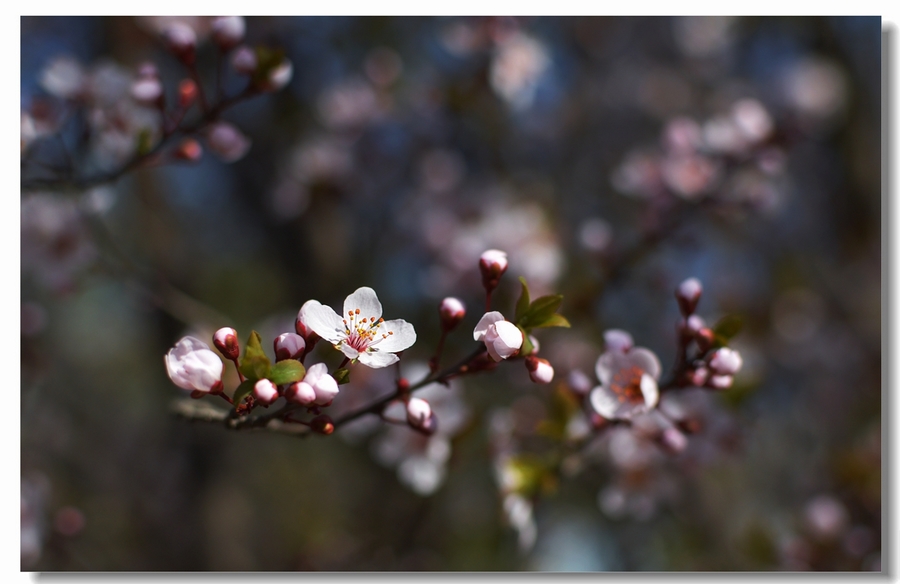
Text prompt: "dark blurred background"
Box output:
[[20, 16, 881, 570]]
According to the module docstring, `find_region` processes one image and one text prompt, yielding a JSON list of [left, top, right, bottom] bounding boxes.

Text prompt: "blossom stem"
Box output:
[[231, 358, 246, 383], [485, 290, 493, 313], [429, 329, 448, 373]]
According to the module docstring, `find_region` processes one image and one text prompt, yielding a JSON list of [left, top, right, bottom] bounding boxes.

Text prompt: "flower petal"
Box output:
[[373, 319, 416, 353], [473, 311, 505, 341], [628, 348, 662, 380], [640, 373, 659, 408], [302, 301, 346, 344], [303, 362, 327, 385], [340, 344, 360, 360], [343, 286, 382, 322], [595, 351, 621, 387], [358, 350, 399, 368], [494, 321, 524, 354], [589, 385, 621, 419]]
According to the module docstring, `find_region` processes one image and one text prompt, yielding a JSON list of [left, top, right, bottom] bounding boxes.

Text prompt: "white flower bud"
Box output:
[[708, 347, 743, 375], [213, 327, 239, 360], [165, 336, 224, 393], [253, 378, 279, 405], [303, 362, 339, 406], [131, 77, 163, 104], [439, 297, 466, 330], [211, 16, 245, 50], [479, 249, 508, 291], [162, 22, 197, 60], [286, 381, 316, 405], [261, 60, 293, 92], [274, 332, 306, 361], [406, 397, 432, 427], [685, 314, 705, 334], [525, 356, 554, 384], [676, 277, 703, 316], [707, 374, 733, 389], [231, 46, 258, 75], [603, 329, 633, 353], [474, 312, 523, 361], [206, 122, 251, 163]]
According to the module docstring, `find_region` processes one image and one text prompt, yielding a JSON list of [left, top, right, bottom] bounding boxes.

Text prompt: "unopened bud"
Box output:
[[603, 329, 633, 353], [684, 314, 705, 335], [406, 397, 432, 427], [131, 77, 163, 105], [161, 22, 197, 64], [211, 16, 245, 50], [439, 297, 466, 330], [206, 122, 251, 163], [479, 249, 508, 292], [696, 328, 715, 352], [253, 379, 279, 405], [285, 381, 316, 405], [658, 427, 688, 454], [175, 138, 202, 162], [259, 59, 293, 92], [689, 365, 709, 387], [676, 277, 703, 316], [707, 374, 733, 390], [213, 327, 240, 360], [708, 347, 743, 375], [310, 414, 334, 435], [178, 79, 197, 108], [566, 369, 592, 396], [274, 332, 306, 362], [525, 356, 554, 384], [231, 45, 258, 75]]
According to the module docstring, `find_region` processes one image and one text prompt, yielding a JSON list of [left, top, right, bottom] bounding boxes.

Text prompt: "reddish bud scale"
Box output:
[[213, 328, 240, 360], [175, 139, 203, 162], [397, 377, 410, 392], [178, 79, 198, 108], [311, 415, 334, 435], [696, 328, 715, 353], [479, 250, 508, 293]]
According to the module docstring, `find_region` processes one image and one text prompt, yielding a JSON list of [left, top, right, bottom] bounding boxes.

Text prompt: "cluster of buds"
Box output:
[[674, 277, 744, 390]]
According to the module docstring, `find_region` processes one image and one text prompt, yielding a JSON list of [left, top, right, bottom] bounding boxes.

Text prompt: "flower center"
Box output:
[[342, 308, 392, 353], [610, 365, 645, 404]]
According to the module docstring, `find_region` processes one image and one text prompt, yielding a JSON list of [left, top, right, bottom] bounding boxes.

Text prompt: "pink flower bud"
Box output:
[[474, 312, 523, 361], [211, 16, 245, 50], [479, 249, 508, 291], [439, 297, 466, 331], [303, 362, 339, 406], [131, 77, 163, 104], [685, 314, 705, 334], [231, 46, 258, 75], [658, 427, 688, 454], [213, 327, 240, 360], [165, 337, 224, 393], [603, 329, 633, 353], [707, 374, 733, 389], [174, 138, 203, 162], [178, 79, 197, 109], [676, 277, 703, 316], [690, 365, 709, 387], [206, 122, 251, 163], [525, 356, 554, 384], [161, 22, 197, 63], [259, 59, 293, 92], [406, 397, 432, 427], [274, 332, 306, 361], [253, 378, 279, 405], [709, 347, 742, 375], [285, 381, 316, 405]]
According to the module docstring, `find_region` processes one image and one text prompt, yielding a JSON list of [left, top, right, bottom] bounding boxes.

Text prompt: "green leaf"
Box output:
[[252, 46, 287, 85], [136, 128, 154, 156], [519, 294, 564, 329], [333, 368, 351, 385], [514, 276, 531, 322], [232, 379, 255, 408], [239, 330, 271, 381], [530, 313, 571, 329], [712, 315, 743, 342], [269, 359, 306, 385]]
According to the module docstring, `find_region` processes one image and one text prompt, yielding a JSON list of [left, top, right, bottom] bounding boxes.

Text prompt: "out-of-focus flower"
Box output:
[[611, 151, 663, 198], [474, 311, 523, 361], [213, 327, 239, 360], [503, 493, 538, 551], [231, 45, 258, 75], [39, 57, 86, 100], [364, 47, 403, 87], [406, 397, 435, 432], [676, 277, 703, 316], [253, 379, 279, 405], [661, 153, 718, 200], [206, 122, 251, 163], [603, 329, 633, 353], [286, 362, 338, 406], [731, 98, 773, 145], [578, 218, 613, 253], [303, 287, 416, 368], [783, 57, 848, 122], [130, 77, 163, 105], [672, 16, 737, 58], [805, 495, 849, 541], [161, 21, 197, 61], [211, 16, 245, 49], [274, 332, 305, 361], [589, 338, 661, 420], [165, 337, 224, 393], [525, 356, 554, 384], [490, 32, 550, 110], [258, 59, 293, 92], [317, 77, 382, 130], [439, 297, 466, 330], [21, 193, 96, 291], [663, 117, 703, 154]]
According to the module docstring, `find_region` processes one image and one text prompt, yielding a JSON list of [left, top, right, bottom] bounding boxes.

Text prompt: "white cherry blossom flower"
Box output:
[[473, 311, 523, 361], [589, 342, 662, 421], [303, 287, 416, 368], [165, 336, 224, 393]]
